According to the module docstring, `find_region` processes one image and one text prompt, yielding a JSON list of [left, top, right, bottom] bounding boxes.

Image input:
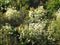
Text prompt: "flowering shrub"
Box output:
[[29, 6, 47, 23], [15, 24, 47, 45], [5, 8, 20, 20], [3, 8, 25, 27]]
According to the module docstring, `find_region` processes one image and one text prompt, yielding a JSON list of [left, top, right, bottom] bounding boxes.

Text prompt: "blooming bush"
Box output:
[[29, 6, 47, 23], [2, 8, 26, 27]]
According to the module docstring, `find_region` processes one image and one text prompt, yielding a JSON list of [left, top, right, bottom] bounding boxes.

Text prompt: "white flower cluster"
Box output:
[[29, 6, 46, 22], [29, 20, 47, 35], [5, 8, 20, 20], [29, 22, 45, 30]]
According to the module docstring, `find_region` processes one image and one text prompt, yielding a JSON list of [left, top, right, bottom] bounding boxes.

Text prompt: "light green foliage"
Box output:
[[54, 9, 60, 39], [47, 8, 60, 45]]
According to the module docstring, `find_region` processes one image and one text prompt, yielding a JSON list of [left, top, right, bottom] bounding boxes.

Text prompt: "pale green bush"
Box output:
[[47, 8, 60, 45], [0, 23, 13, 45]]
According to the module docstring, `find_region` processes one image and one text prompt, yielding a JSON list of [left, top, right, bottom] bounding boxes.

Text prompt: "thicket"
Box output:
[[0, 0, 60, 45]]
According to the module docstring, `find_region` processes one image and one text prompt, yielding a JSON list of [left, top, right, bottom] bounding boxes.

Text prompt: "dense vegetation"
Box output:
[[0, 0, 60, 45]]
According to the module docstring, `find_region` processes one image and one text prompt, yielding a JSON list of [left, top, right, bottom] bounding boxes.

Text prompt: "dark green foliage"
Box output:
[[45, 0, 60, 12]]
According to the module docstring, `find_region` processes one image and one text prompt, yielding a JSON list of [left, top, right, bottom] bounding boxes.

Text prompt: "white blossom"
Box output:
[[29, 6, 46, 22]]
